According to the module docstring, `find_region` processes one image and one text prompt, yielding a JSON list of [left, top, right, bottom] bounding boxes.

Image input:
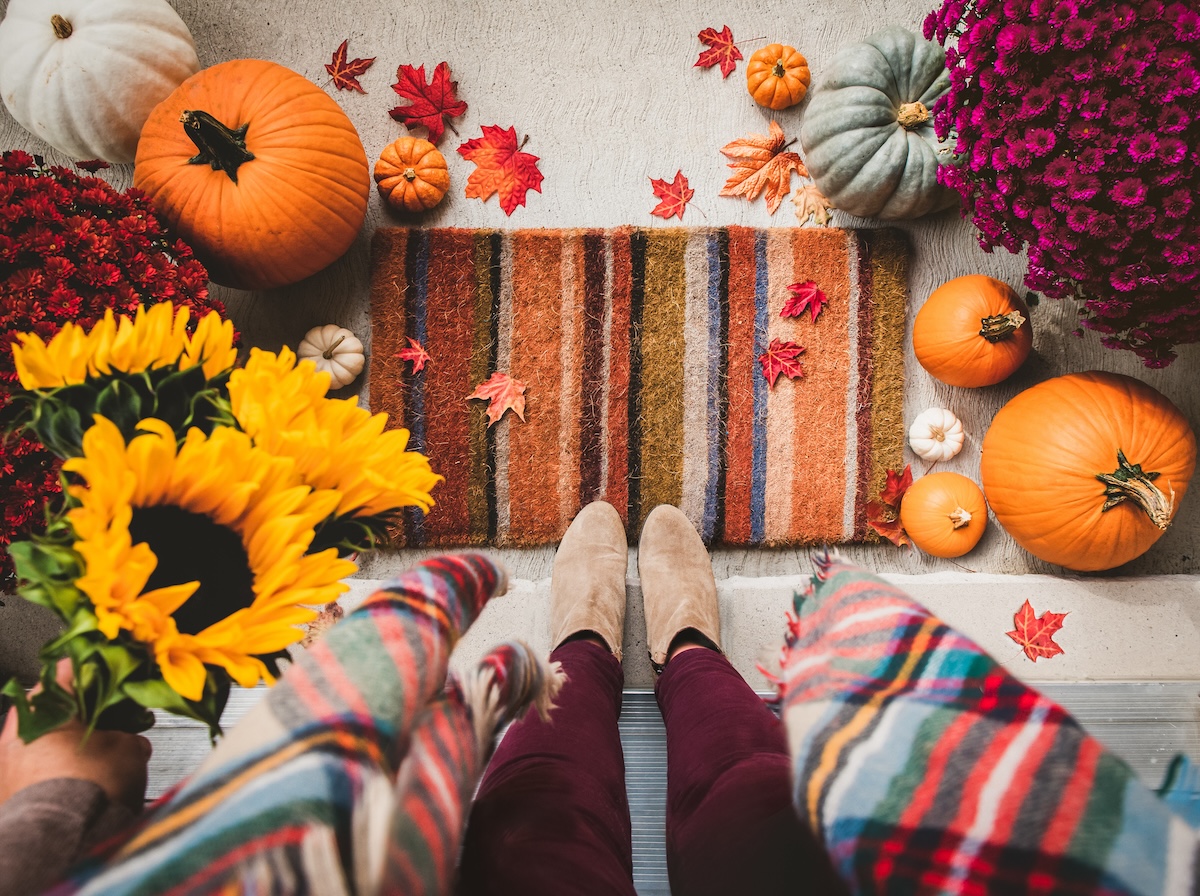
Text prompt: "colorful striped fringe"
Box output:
[[780, 553, 1200, 895], [50, 554, 564, 896], [370, 227, 907, 548]]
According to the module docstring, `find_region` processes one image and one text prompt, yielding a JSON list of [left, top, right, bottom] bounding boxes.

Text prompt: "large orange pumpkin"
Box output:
[[900, 471, 987, 558], [746, 44, 810, 110], [981, 371, 1196, 571], [912, 275, 1032, 387], [134, 59, 370, 291]]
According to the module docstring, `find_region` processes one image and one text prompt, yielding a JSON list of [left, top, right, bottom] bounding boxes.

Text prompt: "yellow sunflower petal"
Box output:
[[182, 312, 238, 379], [157, 639, 208, 702]]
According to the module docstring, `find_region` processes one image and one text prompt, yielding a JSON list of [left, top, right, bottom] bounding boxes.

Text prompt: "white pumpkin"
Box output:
[[909, 408, 965, 462], [0, 0, 200, 163], [298, 326, 365, 390]]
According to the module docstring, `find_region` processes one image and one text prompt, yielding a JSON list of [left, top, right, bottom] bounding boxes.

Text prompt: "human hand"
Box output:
[[0, 660, 152, 812]]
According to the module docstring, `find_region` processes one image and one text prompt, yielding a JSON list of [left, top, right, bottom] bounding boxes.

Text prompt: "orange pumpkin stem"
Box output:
[[897, 101, 930, 129], [51, 14, 73, 39], [403, 167, 418, 182], [948, 507, 972, 529], [772, 60, 786, 77], [978, 310, 1026, 343], [1096, 450, 1174, 530], [322, 334, 347, 360], [180, 110, 256, 184]]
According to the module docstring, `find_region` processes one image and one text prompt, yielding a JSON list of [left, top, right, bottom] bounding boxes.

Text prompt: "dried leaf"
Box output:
[[466, 371, 527, 426], [389, 61, 467, 144], [695, 25, 743, 78], [75, 159, 110, 172], [1007, 600, 1067, 662], [758, 338, 805, 387], [781, 281, 828, 323], [867, 501, 910, 547], [794, 182, 833, 226], [719, 120, 807, 215], [395, 337, 431, 373], [880, 465, 914, 507], [326, 39, 376, 93], [458, 126, 544, 215], [301, 601, 344, 648], [649, 170, 694, 220]]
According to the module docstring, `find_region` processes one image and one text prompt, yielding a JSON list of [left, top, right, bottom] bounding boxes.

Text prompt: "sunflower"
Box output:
[[12, 303, 237, 389], [228, 347, 442, 518], [63, 416, 356, 701]]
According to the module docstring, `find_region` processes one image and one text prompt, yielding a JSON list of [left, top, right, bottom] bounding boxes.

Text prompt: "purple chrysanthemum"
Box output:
[[1025, 128, 1057, 156], [1128, 132, 1159, 162], [1111, 177, 1148, 206]]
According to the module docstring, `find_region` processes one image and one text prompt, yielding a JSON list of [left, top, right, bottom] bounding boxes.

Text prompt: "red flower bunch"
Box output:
[[925, 0, 1200, 366], [0, 150, 229, 586]]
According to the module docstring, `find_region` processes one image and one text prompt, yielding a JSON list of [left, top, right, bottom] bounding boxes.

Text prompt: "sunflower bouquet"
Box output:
[[2, 303, 441, 741]]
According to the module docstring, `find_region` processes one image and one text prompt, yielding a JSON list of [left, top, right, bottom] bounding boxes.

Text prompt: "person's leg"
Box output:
[[639, 505, 846, 896], [458, 501, 636, 896]]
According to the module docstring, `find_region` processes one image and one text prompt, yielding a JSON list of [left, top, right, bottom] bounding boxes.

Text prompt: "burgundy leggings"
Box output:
[[457, 641, 844, 896]]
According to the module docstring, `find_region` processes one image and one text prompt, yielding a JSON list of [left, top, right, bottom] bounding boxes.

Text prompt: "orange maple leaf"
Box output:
[[880, 465, 914, 506], [695, 25, 743, 78], [719, 120, 807, 215], [758, 338, 805, 387], [326, 39, 376, 93], [458, 126, 544, 215], [1007, 600, 1067, 662], [867, 501, 910, 547], [466, 371, 527, 426], [649, 170, 694, 220], [395, 337, 431, 373]]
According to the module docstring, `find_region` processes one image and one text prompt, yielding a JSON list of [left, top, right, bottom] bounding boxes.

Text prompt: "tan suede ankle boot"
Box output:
[[637, 504, 721, 670], [550, 501, 628, 659]]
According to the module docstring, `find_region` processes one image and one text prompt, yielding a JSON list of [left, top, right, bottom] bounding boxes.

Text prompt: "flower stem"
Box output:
[[978, 310, 1026, 342], [180, 111, 255, 184], [1096, 449, 1174, 529]]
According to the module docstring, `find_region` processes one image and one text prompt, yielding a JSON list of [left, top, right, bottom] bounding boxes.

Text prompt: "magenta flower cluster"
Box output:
[[925, 0, 1200, 367]]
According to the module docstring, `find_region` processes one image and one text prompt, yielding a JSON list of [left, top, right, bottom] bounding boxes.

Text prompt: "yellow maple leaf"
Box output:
[[794, 181, 833, 226]]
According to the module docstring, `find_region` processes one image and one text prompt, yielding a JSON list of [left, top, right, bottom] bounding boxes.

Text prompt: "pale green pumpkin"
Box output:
[[800, 27, 958, 220]]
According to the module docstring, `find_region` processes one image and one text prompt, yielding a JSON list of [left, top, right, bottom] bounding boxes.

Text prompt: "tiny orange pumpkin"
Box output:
[[912, 275, 1033, 388], [374, 137, 450, 213], [899, 472, 988, 558], [746, 44, 811, 110]]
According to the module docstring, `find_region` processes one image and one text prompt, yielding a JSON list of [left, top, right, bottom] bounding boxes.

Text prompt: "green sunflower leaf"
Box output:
[[95, 380, 143, 437], [1, 670, 76, 743]]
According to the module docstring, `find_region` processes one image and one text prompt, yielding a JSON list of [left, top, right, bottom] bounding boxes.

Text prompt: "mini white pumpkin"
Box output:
[[909, 408, 965, 462], [0, 0, 200, 163], [298, 325, 365, 391]]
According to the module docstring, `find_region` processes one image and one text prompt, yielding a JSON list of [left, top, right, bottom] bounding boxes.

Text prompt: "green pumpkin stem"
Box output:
[[897, 101, 930, 129], [1096, 449, 1174, 529], [51, 15, 73, 38], [978, 310, 1026, 342], [180, 110, 255, 184], [322, 335, 347, 360]]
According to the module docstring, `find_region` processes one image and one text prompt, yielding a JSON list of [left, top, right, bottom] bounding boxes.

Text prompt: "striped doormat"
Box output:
[[369, 227, 907, 547]]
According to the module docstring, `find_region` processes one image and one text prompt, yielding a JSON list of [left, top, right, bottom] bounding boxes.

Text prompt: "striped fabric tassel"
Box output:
[[370, 226, 907, 549], [383, 642, 564, 895], [780, 553, 1200, 895]]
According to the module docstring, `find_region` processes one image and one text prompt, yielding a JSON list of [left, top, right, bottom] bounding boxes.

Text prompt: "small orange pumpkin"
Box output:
[[374, 137, 450, 213], [981, 371, 1196, 571], [900, 472, 988, 558], [134, 59, 370, 291], [912, 275, 1032, 387], [746, 44, 811, 110]]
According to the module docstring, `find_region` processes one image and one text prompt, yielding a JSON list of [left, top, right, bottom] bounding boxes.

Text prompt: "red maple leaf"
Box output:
[[880, 465, 914, 507], [458, 126, 544, 215], [326, 39, 376, 93], [758, 338, 805, 387], [781, 281, 828, 323], [695, 25, 743, 78], [389, 62, 467, 144], [1007, 600, 1067, 662], [649, 170, 694, 220], [75, 159, 110, 172], [395, 337, 431, 373], [466, 371, 527, 426], [867, 501, 910, 546], [719, 120, 807, 215]]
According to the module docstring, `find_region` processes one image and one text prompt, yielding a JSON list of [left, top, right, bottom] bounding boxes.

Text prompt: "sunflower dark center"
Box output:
[[128, 505, 254, 636]]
